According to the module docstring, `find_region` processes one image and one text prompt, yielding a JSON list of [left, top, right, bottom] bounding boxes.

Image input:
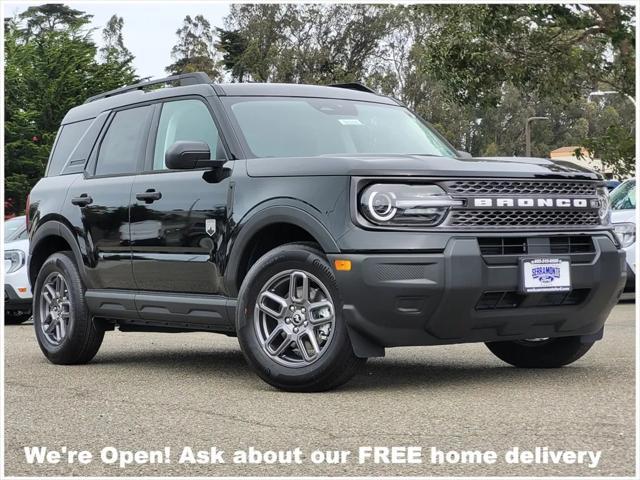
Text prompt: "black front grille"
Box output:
[[478, 236, 594, 256], [478, 237, 527, 255], [476, 289, 590, 310], [476, 291, 524, 310], [450, 210, 601, 227], [549, 236, 594, 254], [443, 180, 597, 196]]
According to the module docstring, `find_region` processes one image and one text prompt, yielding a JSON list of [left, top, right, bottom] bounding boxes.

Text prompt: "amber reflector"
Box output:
[[334, 259, 352, 271]]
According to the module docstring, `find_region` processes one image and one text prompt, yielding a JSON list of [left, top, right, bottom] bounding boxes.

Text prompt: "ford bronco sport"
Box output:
[[27, 73, 625, 391]]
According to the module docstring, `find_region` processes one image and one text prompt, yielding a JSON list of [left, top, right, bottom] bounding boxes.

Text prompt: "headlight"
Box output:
[[597, 187, 611, 224], [613, 222, 636, 248], [4, 250, 25, 274], [359, 184, 462, 227]]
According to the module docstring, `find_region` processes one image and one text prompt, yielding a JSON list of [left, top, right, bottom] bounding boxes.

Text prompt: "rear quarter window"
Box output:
[[46, 119, 93, 176]]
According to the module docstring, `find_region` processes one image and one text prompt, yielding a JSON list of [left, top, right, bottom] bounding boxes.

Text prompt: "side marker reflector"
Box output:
[[334, 260, 352, 271]]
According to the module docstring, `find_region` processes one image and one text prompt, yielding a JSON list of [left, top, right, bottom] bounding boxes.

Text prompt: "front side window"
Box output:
[[222, 97, 456, 159], [610, 180, 636, 210], [95, 105, 153, 176], [47, 119, 93, 176], [153, 99, 224, 170]]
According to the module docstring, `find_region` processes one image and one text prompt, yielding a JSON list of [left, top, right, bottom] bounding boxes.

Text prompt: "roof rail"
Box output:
[[328, 82, 377, 94], [84, 72, 211, 103]]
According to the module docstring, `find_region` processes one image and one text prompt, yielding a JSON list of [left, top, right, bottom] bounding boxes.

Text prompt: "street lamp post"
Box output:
[[525, 116, 549, 157], [588, 90, 636, 107]]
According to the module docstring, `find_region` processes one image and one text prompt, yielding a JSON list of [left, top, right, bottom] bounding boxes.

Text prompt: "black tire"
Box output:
[[485, 336, 595, 368], [236, 243, 364, 391], [5, 312, 31, 324], [33, 251, 105, 364]]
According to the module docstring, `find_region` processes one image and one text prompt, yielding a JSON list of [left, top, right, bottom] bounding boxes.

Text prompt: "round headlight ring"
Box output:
[[367, 190, 397, 222]]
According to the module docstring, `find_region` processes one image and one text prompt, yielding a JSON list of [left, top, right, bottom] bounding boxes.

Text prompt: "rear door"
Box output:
[[129, 97, 231, 294], [67, 104, 154, 289]]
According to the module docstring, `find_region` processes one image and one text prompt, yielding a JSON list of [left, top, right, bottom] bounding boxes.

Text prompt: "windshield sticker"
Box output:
[[338, 118, 363, 126]]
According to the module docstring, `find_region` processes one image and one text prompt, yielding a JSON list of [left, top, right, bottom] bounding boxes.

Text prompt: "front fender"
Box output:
[[224, 202, 340, 295]]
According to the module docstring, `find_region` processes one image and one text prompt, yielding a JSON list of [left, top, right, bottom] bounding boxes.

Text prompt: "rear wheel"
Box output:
[[485, 336, 594, 368], [33, 251, 104, 364], [236, 243, 364, 391]]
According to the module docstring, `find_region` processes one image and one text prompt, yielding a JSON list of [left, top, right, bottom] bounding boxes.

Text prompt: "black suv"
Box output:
[[27, 73, 625, 391]]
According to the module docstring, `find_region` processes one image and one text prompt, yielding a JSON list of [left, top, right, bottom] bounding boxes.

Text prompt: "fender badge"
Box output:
[[205, 219, 216, 236]]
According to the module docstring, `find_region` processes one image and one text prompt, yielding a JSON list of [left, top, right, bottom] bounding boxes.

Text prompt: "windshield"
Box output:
[[610, 180, 636, 210], [4, 216, 27, 242], [223, 97, 457, 159]]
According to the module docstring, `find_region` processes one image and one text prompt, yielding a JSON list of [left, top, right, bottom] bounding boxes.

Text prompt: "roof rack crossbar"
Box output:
[[84, 72, 211, 103], [328, 82, 376, 94]]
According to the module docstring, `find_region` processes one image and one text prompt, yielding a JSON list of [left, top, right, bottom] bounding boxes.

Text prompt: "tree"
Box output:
[[4, 7, 138, 215], [100, 15, 132, 64], [166, 15, 221, 80], [419, 5, 635, 107], [411, 4, 635, 170], [17, 3, 92, 37], [217, 4, 395, 84], [216, 27, 248, 81]]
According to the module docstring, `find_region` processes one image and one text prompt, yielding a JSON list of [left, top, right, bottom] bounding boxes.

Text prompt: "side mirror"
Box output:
[[165, 141, 225, 170], [456, 150, 472, 159]]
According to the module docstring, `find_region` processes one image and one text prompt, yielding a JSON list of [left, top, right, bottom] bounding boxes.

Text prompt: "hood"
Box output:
[[246, 154, 602, 180], [4, 238, 29, 253], [611, 209, 636, 224]]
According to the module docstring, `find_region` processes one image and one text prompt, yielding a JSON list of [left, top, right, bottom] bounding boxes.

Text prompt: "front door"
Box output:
[[130, 98, 231, 294]]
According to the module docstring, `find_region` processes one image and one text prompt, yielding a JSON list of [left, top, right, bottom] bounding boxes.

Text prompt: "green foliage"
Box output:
[[4, 5, 137, 214], [166, 15, 221, 80], [216, 28, 248, 81], [217, 4, 394, 84]]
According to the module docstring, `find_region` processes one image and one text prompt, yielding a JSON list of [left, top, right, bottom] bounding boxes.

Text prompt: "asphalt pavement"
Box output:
[[3, 302, 636, 477]]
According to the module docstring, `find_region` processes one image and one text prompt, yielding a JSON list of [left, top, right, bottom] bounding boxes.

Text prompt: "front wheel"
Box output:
[[485, 336, 595, 368], [236, 243, 364, 391]]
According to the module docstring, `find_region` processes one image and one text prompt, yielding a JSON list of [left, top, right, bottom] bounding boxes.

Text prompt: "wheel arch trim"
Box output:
[[29, 220, 89, 288], [224, 204, 340, 295]]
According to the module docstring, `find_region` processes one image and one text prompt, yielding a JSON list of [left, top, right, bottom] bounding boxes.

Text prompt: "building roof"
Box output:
[[550, 146, 589, 158]]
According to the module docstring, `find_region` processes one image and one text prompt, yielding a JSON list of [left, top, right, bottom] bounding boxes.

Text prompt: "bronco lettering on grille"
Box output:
[[472, 198, 599, 209]]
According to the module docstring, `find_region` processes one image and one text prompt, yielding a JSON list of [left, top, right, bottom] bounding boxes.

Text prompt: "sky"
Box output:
[[4, 1, 231, 79]]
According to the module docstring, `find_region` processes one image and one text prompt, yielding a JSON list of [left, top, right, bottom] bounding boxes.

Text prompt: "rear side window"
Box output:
[[95, 105, 153, 176], [153, 99, 224, 170], [46, 119, 92, 176]]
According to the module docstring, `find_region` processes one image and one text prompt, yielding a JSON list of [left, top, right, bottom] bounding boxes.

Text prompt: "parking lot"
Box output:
[[3, 301, 635, 477]]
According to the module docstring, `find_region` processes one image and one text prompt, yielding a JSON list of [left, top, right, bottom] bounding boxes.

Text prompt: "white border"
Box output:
[[1, 1, 638, 479]]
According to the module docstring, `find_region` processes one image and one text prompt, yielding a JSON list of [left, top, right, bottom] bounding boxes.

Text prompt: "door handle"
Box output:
[[136, 189, 162, 203], [71, 194, 93, 206]]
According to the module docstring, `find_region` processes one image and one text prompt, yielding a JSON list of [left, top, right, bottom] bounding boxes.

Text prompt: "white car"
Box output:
[[4, 216, 32, 323], [610, 179, 636, 298]]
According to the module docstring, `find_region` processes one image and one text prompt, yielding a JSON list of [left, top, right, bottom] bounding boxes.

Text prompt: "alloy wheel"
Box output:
[[254, 269, 335, 367], [39, 272, 71, 345]]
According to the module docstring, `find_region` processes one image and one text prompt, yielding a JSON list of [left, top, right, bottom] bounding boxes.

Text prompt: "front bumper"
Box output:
[[330, 235, 625, 355], [5, 284, 32, 312], [624, 265, 635, 293]]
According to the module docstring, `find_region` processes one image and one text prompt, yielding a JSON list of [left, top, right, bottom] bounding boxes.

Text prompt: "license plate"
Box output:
[[521, 258, 571, 293]]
